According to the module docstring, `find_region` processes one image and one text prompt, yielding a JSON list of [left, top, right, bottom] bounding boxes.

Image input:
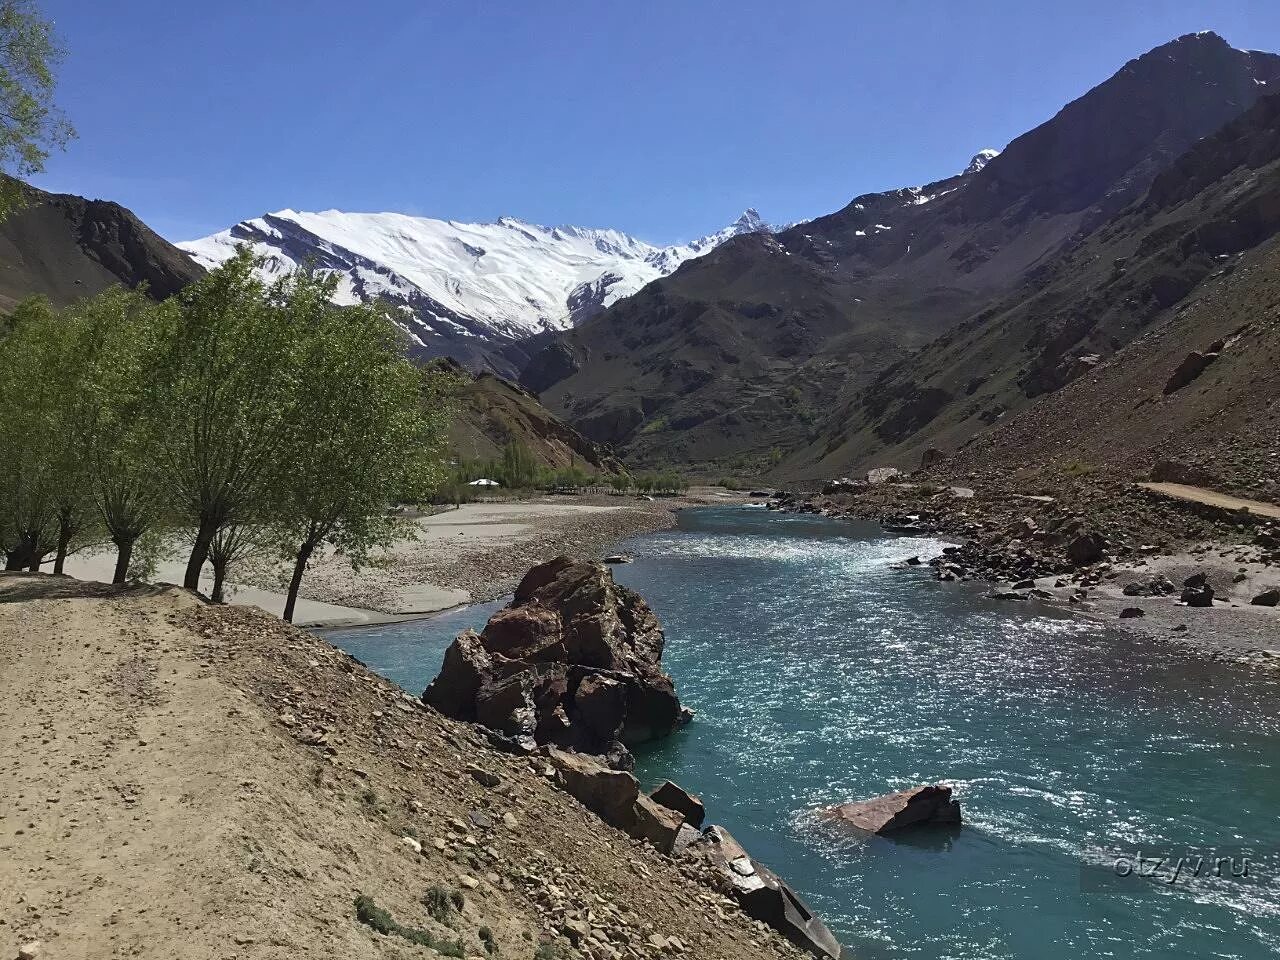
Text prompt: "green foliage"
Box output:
[[0, 1, 74, 217], [0, 295, 91, 570], [422, 886, 464, 925], [353, 894, 464, 955], [0, 248, 451, 597]]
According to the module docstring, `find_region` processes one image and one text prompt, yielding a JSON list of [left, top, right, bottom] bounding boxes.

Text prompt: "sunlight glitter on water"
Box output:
[[331, 506, 1280, 959]]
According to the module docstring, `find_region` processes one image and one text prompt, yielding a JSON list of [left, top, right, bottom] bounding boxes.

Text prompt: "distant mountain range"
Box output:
[[179, 208, 776, 377], [3, 30, 1279, 489], [523, 31, 1280, 480]]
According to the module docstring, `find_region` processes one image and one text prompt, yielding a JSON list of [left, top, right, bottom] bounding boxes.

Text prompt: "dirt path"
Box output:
[[1137, 481, 1280, 519], [0, 574, 800, 960]]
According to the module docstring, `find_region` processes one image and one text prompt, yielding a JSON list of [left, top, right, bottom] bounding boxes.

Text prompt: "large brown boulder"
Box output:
[[824, 784, 961, 834], [423, 557, 688, 763]]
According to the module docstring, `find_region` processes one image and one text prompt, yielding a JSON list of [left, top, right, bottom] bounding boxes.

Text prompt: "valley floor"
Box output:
[[60, 493, 740, 629], [0, 574, 800, 960]]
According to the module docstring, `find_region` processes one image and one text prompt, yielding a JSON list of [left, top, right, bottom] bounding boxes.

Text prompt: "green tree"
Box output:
[[154, 247, 294, 590], [0, 295, 89, 570], [0, 0, 75, 217], [497, 441, 538, 489], [272, 271, 449, 623], [70, 286, 178, 582]]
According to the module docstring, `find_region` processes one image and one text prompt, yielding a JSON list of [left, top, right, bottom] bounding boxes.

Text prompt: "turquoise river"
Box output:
[[326, 505, 1280, 959]]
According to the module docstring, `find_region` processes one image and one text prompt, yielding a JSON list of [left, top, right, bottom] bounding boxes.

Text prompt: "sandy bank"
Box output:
[[57, 494, 726, 629]]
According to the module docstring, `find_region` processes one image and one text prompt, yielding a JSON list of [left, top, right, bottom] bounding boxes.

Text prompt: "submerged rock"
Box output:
[[824, 784, 961, 834], [423, 556, 688, 764], [686, 826, 843, 959]]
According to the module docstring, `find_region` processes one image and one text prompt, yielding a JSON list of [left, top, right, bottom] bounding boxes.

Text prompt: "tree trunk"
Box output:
[[282, 540, 315, 624], [112, 538, 135, 584], [6, 532, 37, 570], [26, 553, 42, 572], [183, 517, 218, 591], [211, 561, 228, 604], [54, 521, 73, 575]]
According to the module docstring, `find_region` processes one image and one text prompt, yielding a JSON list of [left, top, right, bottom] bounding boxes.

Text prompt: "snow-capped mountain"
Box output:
[[179, 208, 772, 372]]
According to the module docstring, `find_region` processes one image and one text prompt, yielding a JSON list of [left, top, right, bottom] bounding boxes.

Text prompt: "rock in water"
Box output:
[[423, 556, 688, 763], [686, 826, 843, 959], [824, 784, 961, 834]]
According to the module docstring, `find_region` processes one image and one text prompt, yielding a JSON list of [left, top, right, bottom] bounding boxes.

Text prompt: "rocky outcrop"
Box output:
[[685, 826, 843, 960], [1163, 350, 1218, 394], [824, 785, 961, 834], [423, 557, 689, 764], [1252, 589, 1280, 606], [544, 747, 689, 855], [540, 748, 843, 958]]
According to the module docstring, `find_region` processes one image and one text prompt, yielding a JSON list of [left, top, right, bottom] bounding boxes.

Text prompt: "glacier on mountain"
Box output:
[[179, 208, 772, 347]]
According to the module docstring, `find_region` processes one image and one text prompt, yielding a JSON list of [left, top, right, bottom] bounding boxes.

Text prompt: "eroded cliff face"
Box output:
[[424, 556, 689, 767]]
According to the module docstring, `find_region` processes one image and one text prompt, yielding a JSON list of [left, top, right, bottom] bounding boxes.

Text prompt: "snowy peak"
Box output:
[[964, 149, 1000, 175], [179, 208, 775, 354]]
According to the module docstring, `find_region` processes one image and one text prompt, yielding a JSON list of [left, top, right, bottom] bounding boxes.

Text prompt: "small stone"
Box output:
[[502, 811, 519, 829], [18, 943, 41, 960], [459, 875, 479, 889], [1119, 607, 1145, 619], [401, 835, 423, 854], [466, 765, 501, 788]]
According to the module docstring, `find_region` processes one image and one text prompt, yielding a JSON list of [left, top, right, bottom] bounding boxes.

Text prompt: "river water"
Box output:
[[327, 505, 1280, 959]]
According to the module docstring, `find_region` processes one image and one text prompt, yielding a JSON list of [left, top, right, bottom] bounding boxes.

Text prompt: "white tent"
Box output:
[[467, 478, 501, 487]]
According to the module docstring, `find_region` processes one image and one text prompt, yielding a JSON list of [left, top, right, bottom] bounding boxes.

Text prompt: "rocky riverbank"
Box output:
[[0, 573, 809, 960], [770, 477, 1280, 664]]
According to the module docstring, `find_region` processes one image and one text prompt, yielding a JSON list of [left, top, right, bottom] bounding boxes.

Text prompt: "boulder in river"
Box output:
[[685, 826, 843, 960], [423, 556, 689, 764], [824, 784, 961, 834]]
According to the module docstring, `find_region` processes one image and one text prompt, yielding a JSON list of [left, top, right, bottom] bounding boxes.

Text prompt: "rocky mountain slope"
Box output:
[[0, 178, 202, 310], [0, 574, 807, 960], [523, 33, 1280, 474], [793, 86, 1280, 484], [436, 358, 625, 473], [182, 208, 774, 378]]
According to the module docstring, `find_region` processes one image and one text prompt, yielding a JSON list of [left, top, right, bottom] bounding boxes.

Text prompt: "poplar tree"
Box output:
[[71, 286, 177, 582], [272, 270, 448, 622], [155, 247, 294, 590]]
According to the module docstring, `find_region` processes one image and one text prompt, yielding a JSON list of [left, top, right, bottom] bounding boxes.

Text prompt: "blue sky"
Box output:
[[32, 1, 1280, 244]]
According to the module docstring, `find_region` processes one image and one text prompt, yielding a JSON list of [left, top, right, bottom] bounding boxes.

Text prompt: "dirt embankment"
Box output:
[[0, 574, 800, 960]]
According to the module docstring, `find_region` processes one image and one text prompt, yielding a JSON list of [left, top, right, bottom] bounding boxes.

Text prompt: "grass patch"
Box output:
[[354, 894, 464, 956], [422, 885, 465, 925]]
